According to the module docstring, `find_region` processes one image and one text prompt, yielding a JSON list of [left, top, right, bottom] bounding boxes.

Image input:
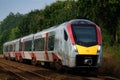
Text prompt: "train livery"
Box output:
[[3, 19, 102, 70]]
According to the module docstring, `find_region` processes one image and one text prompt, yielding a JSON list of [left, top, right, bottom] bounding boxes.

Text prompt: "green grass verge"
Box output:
[[99, 45, 120, 78]]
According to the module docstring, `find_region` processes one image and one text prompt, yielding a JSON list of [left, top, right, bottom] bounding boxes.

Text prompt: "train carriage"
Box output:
[[13, 38, 22, 62], [8, 40, 15, 60], [3, 19, 102, 71], [3, 41, 15, 60], [32, 26, 60, 66], [63, 19, 102, 68], [20, 34, 34, 61], [3, 41, 11, 60]]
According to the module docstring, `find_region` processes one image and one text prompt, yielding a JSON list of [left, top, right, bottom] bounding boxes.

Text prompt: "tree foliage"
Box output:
[[0, 12, 24, 52]]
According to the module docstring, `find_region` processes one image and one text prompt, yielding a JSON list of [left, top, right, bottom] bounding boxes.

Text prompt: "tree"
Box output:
[[0, 12, 24, 53]]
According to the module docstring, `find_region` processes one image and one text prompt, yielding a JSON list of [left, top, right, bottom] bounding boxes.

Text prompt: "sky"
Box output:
[[0, 0, 56, 22]]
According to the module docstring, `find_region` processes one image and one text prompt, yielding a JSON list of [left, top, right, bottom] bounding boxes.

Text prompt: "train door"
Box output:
[[62, 29, 69, 66], [21, 35, 34, 60], [9, 44, 13, 59], [34, 36, 46, 61], [47, 32, 55, 62], [11, 43, 15, 60], [23, 40, 33, 59]]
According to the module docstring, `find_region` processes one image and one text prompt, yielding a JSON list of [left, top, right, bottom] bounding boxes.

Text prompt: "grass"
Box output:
[[103, 45, 120, 58], [99, 45, 120, 78], [99, 54, 120, 78]]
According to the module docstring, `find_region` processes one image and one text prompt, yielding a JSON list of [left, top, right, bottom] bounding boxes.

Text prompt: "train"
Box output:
[[3, 19, 102, 71]]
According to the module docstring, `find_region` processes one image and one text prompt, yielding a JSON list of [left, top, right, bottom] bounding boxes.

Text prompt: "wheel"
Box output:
[[45, 62, 50, 68], [15, 56, 18, 62], [19, 56, 23, 63], [31, 58, 37, 65], [10, 57, 14, 61], [54, 60, 63, 71], [50, 62, 55, 69]]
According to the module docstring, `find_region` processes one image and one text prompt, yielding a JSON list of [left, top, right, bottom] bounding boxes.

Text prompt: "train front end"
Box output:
[[67, 19, 102, 69]]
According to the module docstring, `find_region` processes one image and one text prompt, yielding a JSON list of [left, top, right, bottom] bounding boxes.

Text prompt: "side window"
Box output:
[[40, 38, 45, 51], [48, 35, 55, 51], [9, 45, 13, 52], [34, 39, 40, 51], [6, 46, 8, 52], [4, 46, 7, 52], [64, 30, 68, 41], [8, 45, 10, 52], [13, 44, 15, 52], [19, 41, 22, 51], [7, 46, 9, 52], [24, 40, 32, 51], [34, 38, 45, 51]]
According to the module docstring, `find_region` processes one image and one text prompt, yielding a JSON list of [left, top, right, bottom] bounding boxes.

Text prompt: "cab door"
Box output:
[[63, 29, 69, 66]]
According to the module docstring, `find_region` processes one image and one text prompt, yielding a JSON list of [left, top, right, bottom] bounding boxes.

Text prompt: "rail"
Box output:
[[0, 60, 53, 80]]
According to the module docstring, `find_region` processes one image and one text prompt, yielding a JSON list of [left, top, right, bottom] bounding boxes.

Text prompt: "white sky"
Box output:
[[0, 0, 56, 21]]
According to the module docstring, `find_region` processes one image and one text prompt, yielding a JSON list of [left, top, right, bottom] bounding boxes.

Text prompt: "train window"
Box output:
[[34, 38, 45, 51], [6, 46, 8, 52], [24, 40, 32, 51], [9, 45, 13, 52], [34, 39, 40, 51], [13, 44, 15, 52], [40, 38, 45, 51], [72, 26, 97, 46], [48, 35, 55, 51], [64, 30, 68, 41], [7, 45, 9, 52], [19, 41, 22, 51], [4, 46, 7, 52]]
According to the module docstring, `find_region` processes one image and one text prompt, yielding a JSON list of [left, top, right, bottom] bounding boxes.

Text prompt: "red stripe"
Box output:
[[45, 50, 49, 60], [31, 53, 36, 58], [16, 52, 21, 58], [52, 53, 59, 60], [21, 51, 24, 57], [67, 24, 75, 45], [45, 33, 49, 60], [96, 25, 102, 44]]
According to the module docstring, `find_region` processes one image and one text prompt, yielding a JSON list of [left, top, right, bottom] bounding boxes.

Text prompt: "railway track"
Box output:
[[0, 58, 119, 80], [0, 59, 53, 80]]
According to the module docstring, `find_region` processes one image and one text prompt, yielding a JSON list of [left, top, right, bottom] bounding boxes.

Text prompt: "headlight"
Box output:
[[98, 45, 101, 51], [73, 45, 78, 52], [97, 45, 101, 54], [97, 45, 103, 66]]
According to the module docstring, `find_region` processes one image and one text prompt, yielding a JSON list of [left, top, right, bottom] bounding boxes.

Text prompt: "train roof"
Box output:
[[3, 42, 10, 46], [21, 34, 34, 42], [4, 41, 13, 45], [68, 19, 95, 24], [12, 38, 20, 43], [34, 26, 58, 37], [34, 19, 95, 37]]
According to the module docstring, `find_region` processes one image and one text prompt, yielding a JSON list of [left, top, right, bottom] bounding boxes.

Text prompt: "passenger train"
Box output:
[[3, 19, 102, 70]]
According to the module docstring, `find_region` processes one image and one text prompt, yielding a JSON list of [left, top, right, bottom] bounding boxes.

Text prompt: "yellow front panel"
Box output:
[[76, 45, 98, 55]]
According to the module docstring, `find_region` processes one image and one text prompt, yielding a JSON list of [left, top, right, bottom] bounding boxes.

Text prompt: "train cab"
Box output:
[[65, 19, 102, 68]]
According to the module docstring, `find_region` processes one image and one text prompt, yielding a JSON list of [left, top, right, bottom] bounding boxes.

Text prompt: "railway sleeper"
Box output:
[[31, 58, 37, 66]]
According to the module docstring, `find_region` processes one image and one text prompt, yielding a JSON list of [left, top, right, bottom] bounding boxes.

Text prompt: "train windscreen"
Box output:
[[72, 26, 97, 47]]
